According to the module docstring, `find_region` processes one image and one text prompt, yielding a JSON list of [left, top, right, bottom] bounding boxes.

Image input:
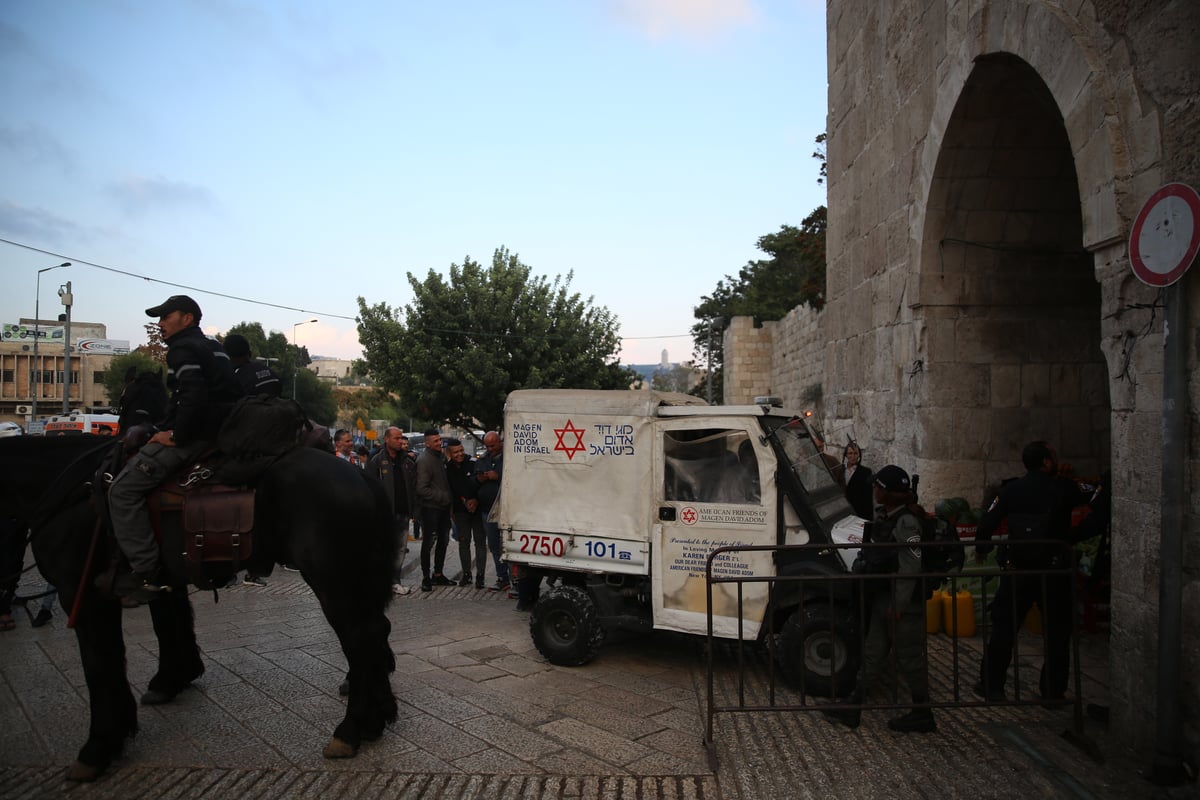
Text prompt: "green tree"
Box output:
[[102, 351, 165, 411], [293, 367, 336, 425], [137, 322, 167, 363], [691, 134, 829, 402], [651, 363, 695, 394], [357, 247, 636, 431]]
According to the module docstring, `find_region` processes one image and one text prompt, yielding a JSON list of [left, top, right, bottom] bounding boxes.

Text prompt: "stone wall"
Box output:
[[720, 0, 1200, 762], [722, 305, 826, 413]]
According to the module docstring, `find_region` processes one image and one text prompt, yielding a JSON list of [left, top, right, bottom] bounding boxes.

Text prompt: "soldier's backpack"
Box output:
[[907, 474, 966, 597], [911, 508, 966, 575]]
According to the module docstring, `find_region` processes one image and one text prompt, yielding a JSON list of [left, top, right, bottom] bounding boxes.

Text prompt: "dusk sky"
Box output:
[[1, 0, 827, 366]]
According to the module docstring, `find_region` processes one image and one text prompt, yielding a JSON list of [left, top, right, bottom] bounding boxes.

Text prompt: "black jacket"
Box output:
[[976, 469, 1082, 566], [446, 457, 479, 514], [233, 361, 283, 398], [161, 325, 243, 446]]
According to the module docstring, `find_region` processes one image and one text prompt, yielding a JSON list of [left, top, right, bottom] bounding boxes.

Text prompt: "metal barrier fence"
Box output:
[[702, 540, 1090, 755]]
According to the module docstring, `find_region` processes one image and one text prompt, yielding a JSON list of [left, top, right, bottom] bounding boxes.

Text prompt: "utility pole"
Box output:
[[60, 280, 72, 413]]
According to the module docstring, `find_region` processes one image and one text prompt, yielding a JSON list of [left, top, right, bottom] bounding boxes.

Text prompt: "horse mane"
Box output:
[[118, 368, 167, 432]]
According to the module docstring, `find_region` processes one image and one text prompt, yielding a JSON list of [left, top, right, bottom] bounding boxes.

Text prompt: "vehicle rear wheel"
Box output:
[[530, 584, 605, 666], [777, 602, 858, 698]]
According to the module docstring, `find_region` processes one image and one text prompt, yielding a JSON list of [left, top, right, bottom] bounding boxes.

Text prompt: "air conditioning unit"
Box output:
[[16, 405, 32, 415]]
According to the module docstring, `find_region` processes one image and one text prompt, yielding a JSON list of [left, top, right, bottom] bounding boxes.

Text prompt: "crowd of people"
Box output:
[[332, 424, 511, 598]]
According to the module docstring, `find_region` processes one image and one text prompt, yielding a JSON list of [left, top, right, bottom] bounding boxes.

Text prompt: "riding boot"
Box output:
[[887, 693, 937, 733], [113, 566, 172, 605], [823, 689, 862, 730]]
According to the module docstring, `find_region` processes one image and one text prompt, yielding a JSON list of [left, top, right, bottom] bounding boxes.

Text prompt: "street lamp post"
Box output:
[[292, 318, 318, 398], [59, 281, 73, 413], [30, 262, 70, 420], [706, 316, 724, 405]]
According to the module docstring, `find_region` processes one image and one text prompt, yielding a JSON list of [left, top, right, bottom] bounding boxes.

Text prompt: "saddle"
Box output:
[[149, 465, 257, 591], [100, 398, 322, 594]]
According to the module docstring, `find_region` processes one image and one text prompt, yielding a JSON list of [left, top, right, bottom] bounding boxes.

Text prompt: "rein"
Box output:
[[68, 514, 105, 629]]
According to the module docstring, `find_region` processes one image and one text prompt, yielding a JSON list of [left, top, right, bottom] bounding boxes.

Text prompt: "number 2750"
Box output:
[[519, 534, 565, 557]]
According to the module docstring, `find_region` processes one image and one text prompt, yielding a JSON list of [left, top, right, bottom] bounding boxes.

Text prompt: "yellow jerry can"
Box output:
[[940, 589, 977, 638], [926, 590, 945, 634]]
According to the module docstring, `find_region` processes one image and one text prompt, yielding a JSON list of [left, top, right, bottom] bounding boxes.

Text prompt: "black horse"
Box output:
[[0, 433, 398, 782]]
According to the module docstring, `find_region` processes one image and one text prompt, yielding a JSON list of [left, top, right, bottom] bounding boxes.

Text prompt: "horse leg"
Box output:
[[65, 593, 138, 782], [141, 588, 204, 705], [313, 589, 396, 758]]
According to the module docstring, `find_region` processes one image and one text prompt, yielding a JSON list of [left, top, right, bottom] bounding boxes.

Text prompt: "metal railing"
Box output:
[[702, 540, 1090, 757]]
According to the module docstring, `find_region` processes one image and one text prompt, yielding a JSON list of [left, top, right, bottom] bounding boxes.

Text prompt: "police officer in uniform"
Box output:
[[223, 333, 282, 397], [974, 440, 1082, 702], [108, 295, 243, 601], [826, 465, 936, 733]]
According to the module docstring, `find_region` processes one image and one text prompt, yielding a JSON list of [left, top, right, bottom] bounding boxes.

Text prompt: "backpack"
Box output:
[[906, 506, 966, 598], [913, 508, 965, 571], [214, 396, 311, 484]]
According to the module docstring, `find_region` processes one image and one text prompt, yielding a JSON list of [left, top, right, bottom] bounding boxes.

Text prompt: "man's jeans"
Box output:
[[454, 511, 487, 579], [391, 514, 410, 584], [109, 440, 207, 575], [419, 506, 451, 578], [483, 519, 508, 582]]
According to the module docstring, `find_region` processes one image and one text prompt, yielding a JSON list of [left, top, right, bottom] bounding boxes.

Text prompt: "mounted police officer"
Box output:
[[107, 295, 243, 602], [223, 333, 282, 398], [974, 440, 1083, 702]]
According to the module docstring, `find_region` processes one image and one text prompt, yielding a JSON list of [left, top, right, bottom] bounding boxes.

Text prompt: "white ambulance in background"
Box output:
[[42, 413, 120, 437]]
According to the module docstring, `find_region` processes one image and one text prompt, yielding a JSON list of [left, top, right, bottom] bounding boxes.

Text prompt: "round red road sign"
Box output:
[[1129, 182, 1200, 287]]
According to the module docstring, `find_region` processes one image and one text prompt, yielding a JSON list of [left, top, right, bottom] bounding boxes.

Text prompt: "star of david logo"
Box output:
[[553, 419, 587, 460], [681, 507, 698, 526]]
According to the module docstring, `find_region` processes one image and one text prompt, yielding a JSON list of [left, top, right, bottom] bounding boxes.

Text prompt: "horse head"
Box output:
[[118, 368, 167, 434]]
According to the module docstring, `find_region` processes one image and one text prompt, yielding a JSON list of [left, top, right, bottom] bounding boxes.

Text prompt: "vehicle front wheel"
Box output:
[[777, 602, 858, 698], [530, 584, 605, 666]]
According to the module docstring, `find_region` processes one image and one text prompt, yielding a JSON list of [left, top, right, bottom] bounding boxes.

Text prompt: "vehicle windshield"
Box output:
[[761, 416, 856, 527]]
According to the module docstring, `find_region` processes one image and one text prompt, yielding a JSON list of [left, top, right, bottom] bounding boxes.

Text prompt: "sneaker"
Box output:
[[433, 574, 454, 586], [489, 578, 511, 592], [243, 574, 268, 587], [392, 583, 412, 596], [515, 599, 535, 612], [475, 576, 485, 589], [420, 578, 433, 592], [458, 573, 473, 587], [887, 709, 937, 733], [31, 608, 53, 628], [282, 564, 300, 573]]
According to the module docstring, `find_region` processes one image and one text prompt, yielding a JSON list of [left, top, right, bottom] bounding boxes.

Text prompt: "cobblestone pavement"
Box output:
[[0, 561, 1185, 799]]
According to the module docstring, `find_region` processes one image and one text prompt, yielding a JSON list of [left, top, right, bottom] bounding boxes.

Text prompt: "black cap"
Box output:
[[145, 295, 202, 321], [873, 464, 911, 492], [223, 333, 250, 357]]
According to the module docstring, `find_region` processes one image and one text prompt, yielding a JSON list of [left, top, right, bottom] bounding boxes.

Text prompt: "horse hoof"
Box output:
[[140, 688, 176, 705], [322, 737, 357, 759], [65, 761, 102, 782]]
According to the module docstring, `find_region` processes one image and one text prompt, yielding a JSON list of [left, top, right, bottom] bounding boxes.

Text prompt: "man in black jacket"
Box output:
[[223, 333, 282, 398], [368, 427, 417, 595], [974, 440, 1084, 701], [108, 295, 242, 601]]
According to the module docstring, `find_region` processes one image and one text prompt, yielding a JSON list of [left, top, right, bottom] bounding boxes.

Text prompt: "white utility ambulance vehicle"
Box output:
[[499, 389, 865, 695]]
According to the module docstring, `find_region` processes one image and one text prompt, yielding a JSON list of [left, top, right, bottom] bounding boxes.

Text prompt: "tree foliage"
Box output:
[[101, 351, 165, 410], [690, 133, 829, 402], [357, 247, 636, 431]]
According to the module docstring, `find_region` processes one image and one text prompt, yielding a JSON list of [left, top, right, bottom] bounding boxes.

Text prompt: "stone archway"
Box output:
[[911, 52, 1110, 497]]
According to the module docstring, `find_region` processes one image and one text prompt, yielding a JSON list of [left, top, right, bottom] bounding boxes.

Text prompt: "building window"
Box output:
[[93, 371, 106, 384], [1, 369, 12, 384]]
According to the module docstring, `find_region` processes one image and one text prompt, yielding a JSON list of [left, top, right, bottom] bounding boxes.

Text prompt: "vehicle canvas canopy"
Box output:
[[500, 390, 704, 550]]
